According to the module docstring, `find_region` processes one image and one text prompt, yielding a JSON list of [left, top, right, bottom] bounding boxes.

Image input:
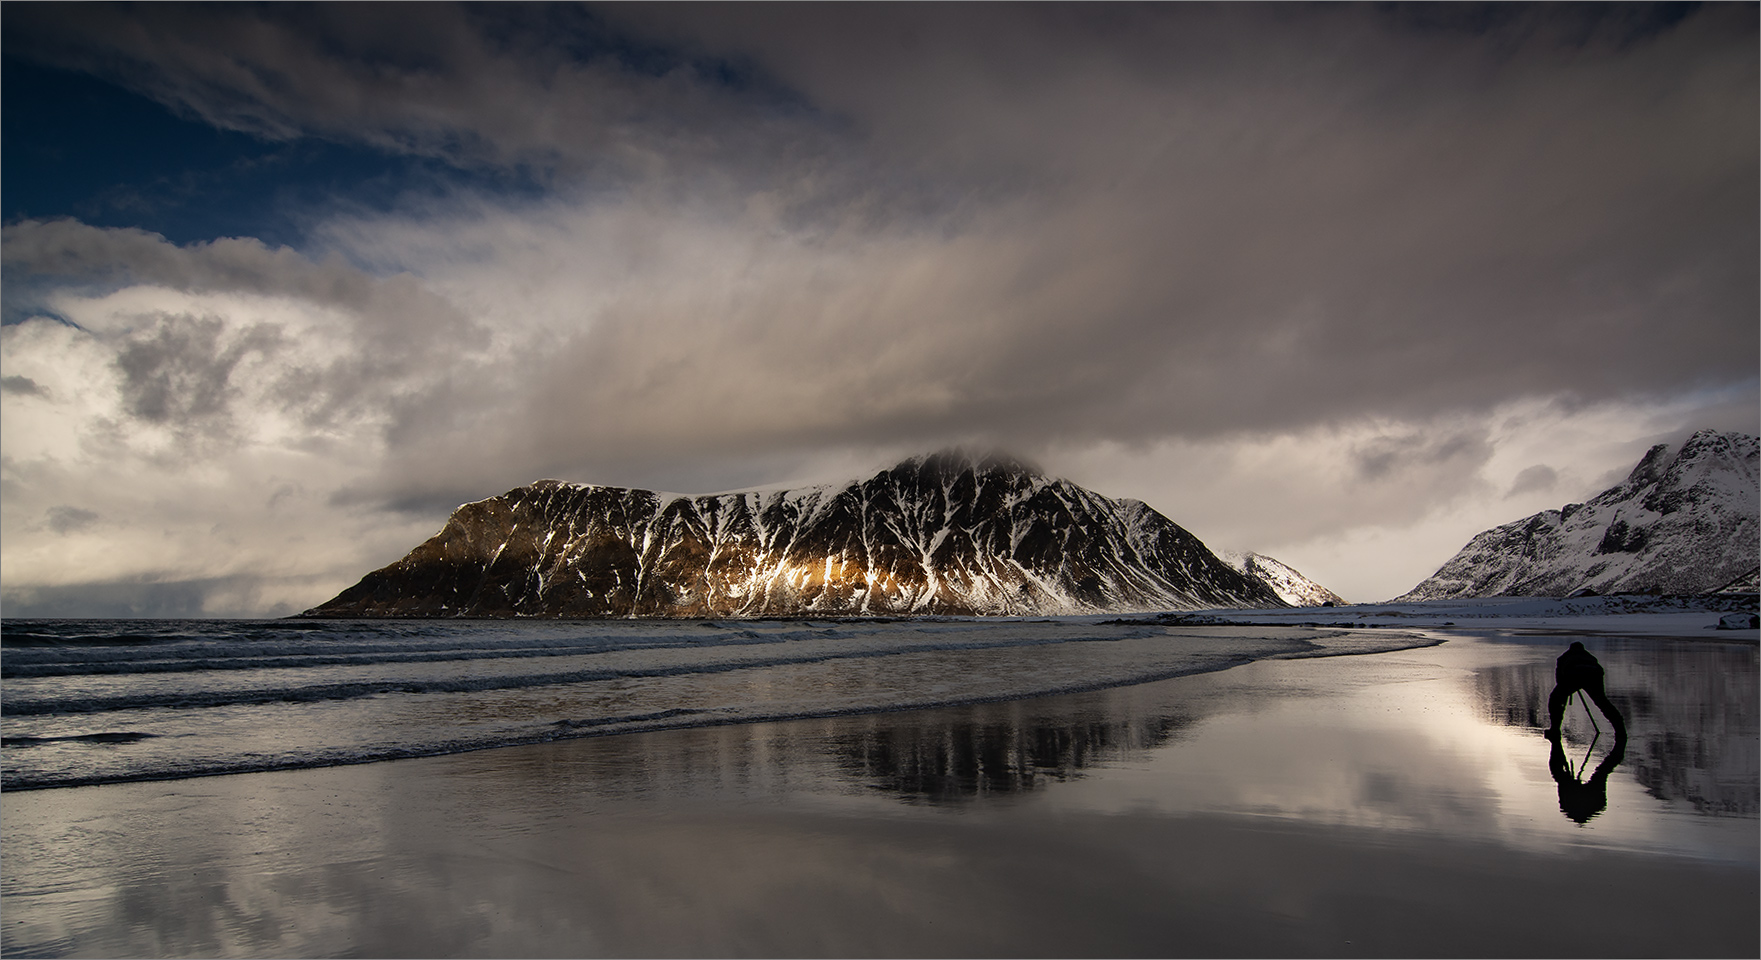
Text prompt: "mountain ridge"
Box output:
[[305, 450, 1288, 618]]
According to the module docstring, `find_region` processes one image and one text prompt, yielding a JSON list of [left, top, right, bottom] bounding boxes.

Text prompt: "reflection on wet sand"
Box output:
[[1549, 730, 1627, 824], [450, 690, 1209, 806], [1472, 637, 1758, 817], [829, 705, 1197, 802]]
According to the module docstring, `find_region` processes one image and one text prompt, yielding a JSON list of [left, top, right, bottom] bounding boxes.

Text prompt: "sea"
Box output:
[[0, 616, 1430, 791]]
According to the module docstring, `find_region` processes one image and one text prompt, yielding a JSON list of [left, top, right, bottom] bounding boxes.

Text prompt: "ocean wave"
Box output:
[[0, 618, 1435, 791], [0, 633, 1154, 715], [0, 634, 796, 678]]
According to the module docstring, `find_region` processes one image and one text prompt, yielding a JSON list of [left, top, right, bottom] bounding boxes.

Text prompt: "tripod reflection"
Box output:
[[1548, 726, 1627, 824]]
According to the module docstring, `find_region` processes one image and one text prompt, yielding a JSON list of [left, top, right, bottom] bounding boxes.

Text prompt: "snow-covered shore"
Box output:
[[1198, 593, 1759, 640]]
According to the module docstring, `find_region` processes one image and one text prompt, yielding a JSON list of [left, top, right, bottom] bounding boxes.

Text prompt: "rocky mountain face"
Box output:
[[306, 451, 1287, 618], [1221, 552, 1346, 606], [1398, 430, 1759, 601]]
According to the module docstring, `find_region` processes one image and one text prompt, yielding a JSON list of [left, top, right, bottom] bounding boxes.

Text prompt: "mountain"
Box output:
[[1713, 567, 1760, 593], [1221, 552, 1346, 606], [1397, 430, 1759, 601], [304, 451, 1287, 618]]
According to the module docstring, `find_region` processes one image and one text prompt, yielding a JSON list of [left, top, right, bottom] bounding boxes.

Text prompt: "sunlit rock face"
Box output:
[[1399, 430, 1760, 601], [306, 451, 1286, 618]]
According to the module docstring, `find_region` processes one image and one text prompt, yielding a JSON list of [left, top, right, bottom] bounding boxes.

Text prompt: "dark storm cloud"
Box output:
[[1352, 431, 1495, 484], [1506, 464, 1560, 498], [112, 314, 281, 435], [4, 218, 467, 331], [1, 2, 816, 179], [461, 2, 1758, 480], [45, 506, 99, 535], [9, 4, 1754, 476], [1, 374, 45, 396]]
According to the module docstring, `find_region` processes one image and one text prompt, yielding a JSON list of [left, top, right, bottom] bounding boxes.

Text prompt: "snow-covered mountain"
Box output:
[[306, 450, 1287, 618], [1397, 430, 1759, 601], [1221, 552, 1346, 606]]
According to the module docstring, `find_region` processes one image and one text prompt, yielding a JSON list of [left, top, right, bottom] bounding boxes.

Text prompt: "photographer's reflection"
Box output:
[[1549, 725, 1627, 824], [1542, 641, 1629, 824]]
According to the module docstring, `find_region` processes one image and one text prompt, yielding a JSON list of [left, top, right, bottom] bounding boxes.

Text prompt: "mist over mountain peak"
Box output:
[[889, 448, 1044, 482]]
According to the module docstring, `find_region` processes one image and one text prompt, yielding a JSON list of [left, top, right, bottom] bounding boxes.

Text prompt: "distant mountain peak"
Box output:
[[1221, 552, 1346, 607], [1398, 430, 1759, 601]]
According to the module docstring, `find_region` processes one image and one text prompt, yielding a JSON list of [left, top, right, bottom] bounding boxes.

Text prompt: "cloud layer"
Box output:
[[3, 4, 1756, 612]]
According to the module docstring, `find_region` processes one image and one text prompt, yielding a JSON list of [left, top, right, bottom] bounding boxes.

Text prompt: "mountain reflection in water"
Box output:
[[439, 686, 1207, 807], [1472, 637, 1758, 817], [829, 705, 1198, 802]]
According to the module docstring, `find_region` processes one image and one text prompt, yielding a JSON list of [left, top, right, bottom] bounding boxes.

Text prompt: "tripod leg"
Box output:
[[1576, 731, 1600, 779], [1578, 690, 1601, 735]]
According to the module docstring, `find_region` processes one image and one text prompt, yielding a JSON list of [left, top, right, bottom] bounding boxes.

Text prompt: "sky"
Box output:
[[2, 2, 1756, 616]]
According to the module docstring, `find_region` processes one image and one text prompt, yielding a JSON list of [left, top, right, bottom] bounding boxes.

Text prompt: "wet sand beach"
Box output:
[[3, 625, 1755, 958]]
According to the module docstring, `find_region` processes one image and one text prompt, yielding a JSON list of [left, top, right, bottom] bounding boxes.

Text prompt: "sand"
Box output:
[[3, 626, 1755, 958]]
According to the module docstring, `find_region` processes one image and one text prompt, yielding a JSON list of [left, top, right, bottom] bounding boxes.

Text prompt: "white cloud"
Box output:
[[0, 268, 470, 616]]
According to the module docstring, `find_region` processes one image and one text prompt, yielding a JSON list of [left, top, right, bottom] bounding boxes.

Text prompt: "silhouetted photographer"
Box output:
[[1544, 641, 1626, 740]]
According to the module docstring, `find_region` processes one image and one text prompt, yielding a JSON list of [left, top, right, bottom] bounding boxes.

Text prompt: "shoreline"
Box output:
[[3, 625, 1439, 793], [266, 590, 1760, 622]]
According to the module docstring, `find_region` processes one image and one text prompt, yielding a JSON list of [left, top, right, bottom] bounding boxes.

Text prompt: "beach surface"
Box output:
[[3, 611, 1756, 957]]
